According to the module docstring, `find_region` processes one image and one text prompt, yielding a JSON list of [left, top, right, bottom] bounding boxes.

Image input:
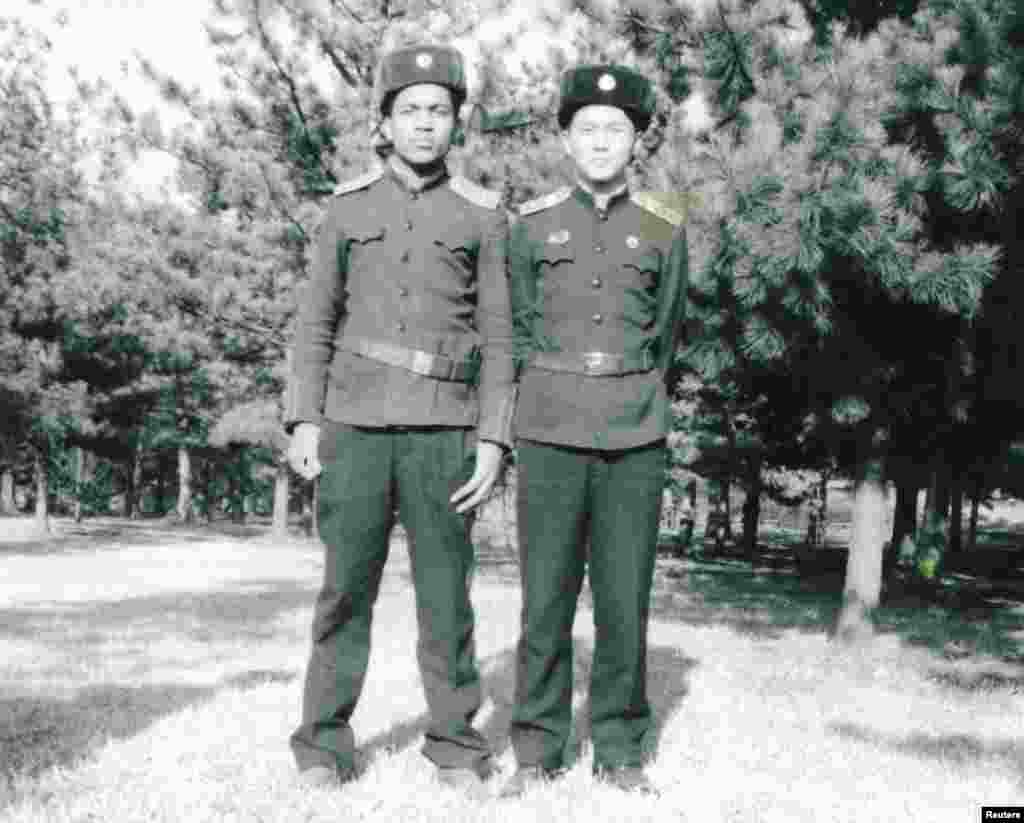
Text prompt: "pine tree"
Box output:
[[877, 0, 1024, 576], [0, 15, 101, 533]]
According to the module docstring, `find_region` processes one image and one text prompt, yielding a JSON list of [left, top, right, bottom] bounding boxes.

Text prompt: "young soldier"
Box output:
[[501, 65, 688, 797], [284, 44, 514, 790]]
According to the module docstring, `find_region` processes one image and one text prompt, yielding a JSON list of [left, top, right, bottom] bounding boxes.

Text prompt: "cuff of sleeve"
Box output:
[[477, 386, 517, 448], [283, 379, 325, 432]]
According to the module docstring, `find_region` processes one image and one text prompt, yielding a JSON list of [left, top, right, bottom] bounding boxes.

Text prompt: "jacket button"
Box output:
[[397, 321, 406, 333], [594, 245, 604, 254], [405, 219, 413, 230], [400, 250, 410, 263], [398, 286, 409, 297], [591, 277, 602, 288], [592, 313, 604, 324]]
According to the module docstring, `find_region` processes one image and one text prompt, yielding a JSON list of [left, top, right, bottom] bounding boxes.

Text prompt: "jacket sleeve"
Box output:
[[655, 224, 689, 373], [475, 207, 516, 447], [283, 200, 349, 431]]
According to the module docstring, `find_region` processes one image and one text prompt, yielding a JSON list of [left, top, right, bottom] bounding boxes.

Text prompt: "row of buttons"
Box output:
[[400, 215, 413, 331]]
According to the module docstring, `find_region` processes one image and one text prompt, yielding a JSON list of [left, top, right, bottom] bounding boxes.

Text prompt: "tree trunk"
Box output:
[[916, 462, 949, 579], [156, 454, 168, 516], [230, 447, 246, 524], [834, 453, 886, 645], [1, 468, 16, 514], [176, 446, 193, 522], [741, 460, 762, 561], [968, 477, 981, 552], [885, 476, 918, 579], [33, 449, 50, 534], [73, 447, 88, 523], [805, 469, 829, 549], [128, 442, 143, 519], [890, 479, 918, 550], [948, 472, 964, 557], [722, 476, 733, 540], [272, 460, 290, 537], [919, 474, 935, 533]]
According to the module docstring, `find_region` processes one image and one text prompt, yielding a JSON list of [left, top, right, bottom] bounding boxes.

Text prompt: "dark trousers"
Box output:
[[290, 423, 490, 772], [510, 438, 667, 771]]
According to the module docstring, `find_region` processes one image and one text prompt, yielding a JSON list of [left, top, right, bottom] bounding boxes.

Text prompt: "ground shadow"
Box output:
[[829, 721, 1024, 783], [0, 516, 316, 558], [647, 551, 1024, 662], [0, 578, 318, 653], [648, 555, 843, 641], [359, 639, 696, 771], [0, 667, 295, 807]]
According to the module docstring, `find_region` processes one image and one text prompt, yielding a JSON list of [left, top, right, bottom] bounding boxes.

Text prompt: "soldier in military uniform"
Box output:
[[284, 44, 515, 789], [501, 65, 688, 797]]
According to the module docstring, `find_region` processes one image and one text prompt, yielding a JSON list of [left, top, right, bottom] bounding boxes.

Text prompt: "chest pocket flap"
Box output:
[[346, 223, 386, 246], [435, 226, 480, 260], [623, 248, 661, 276], [535, 235, 575, 267]]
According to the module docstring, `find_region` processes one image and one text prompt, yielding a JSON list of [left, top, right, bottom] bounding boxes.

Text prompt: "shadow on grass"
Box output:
[[648, 554, 844, 641], [0, 516, 317, 558], [647, 550, 1024, 663], [829, 722, 1024, 781], [0, 668, 296, 804], [0, 578, 318, 651], [358, 640, 696, 770]]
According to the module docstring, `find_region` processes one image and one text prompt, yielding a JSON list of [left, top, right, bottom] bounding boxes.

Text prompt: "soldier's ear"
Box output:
[[451, 122, 466, 147]]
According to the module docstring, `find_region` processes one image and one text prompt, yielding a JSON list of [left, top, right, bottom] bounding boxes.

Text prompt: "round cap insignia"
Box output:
[[416, 52, 434, 70], [597, 73, 617, 92], [626, 235, 640, 249]]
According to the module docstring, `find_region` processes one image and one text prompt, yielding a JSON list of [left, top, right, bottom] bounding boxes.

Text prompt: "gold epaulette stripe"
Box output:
[[630, 191, 688, 226]]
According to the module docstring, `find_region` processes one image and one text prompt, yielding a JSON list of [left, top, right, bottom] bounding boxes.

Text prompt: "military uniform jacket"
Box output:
[[284, 162, 515, 445], [509, 185, 688, 451]]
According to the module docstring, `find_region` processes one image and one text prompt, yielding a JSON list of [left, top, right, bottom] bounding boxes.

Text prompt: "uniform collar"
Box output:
[[573, 181, 630, 215], [387, 154, 450, 194]]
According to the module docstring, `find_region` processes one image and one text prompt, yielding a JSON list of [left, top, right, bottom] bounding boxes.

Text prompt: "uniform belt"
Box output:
[[529, 349, 655, 377], [341, 337, 475, 382]]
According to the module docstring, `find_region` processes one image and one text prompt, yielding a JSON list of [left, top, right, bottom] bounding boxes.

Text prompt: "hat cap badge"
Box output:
[[598, 73, 617, 92], [416, 52, 434, 69], [626, 235, 639, 248]]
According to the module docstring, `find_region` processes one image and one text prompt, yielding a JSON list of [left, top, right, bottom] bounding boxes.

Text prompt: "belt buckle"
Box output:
[[410, 349, 438, 377], [583, 351, 609, 376]]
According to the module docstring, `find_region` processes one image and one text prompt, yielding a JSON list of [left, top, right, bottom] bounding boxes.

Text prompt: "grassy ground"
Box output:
[[1, 517, 1023, 822]]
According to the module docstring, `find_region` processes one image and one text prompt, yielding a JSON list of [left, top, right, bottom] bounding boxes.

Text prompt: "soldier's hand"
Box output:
[[451, 440, 505, 514], [288, 423, 322, 480]]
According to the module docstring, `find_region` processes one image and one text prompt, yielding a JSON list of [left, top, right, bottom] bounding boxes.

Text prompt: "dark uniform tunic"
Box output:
[[508, 184, 688, 772], [285, 163, 515, 441], [285, 158, 514, 774]]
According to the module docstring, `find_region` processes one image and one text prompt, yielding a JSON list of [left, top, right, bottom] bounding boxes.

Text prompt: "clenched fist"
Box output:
[[287, 422, 322, 480]]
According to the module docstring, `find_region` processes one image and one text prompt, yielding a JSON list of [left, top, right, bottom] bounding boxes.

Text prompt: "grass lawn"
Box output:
[[1, 517, 1023, 822]]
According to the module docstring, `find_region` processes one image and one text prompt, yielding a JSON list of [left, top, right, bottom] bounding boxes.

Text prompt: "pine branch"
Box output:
[[319, 40, 366, 89]]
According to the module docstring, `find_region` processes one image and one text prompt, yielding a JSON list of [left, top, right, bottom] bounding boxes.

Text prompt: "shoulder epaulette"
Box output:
[[518, 187, 572, 217], [448, 175, 502, 210], [630, 191, 687, 227], [332, 165, 384, 198]]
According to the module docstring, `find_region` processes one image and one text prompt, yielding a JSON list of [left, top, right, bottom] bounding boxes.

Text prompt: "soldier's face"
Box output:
[[563, 105, 637, 186], [383, 84, 456, 168]]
